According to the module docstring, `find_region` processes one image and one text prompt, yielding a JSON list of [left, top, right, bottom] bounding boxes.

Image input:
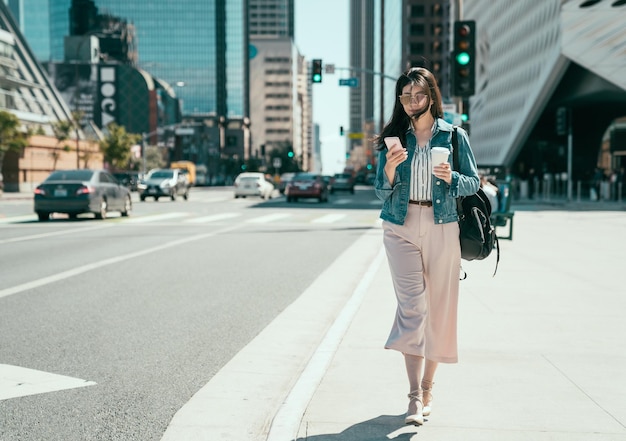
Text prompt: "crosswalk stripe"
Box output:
[[246, 213, 293, 223], [124, 212, 189, 223], [185, 213, 241, 223], [311, 213, 348, 224]]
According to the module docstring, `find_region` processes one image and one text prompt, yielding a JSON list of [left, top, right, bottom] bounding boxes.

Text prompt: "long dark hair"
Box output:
[[374, 67, 444, 150]]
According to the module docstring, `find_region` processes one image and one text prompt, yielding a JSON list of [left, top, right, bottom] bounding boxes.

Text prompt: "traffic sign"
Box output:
[[339, 77, 359, 87]]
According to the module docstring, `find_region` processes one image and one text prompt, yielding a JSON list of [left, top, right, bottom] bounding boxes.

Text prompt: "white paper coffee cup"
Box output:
[[431, 147, 449, 165]]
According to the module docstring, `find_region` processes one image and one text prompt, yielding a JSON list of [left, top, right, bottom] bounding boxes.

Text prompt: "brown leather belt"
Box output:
[[409, 200, 432, 207]]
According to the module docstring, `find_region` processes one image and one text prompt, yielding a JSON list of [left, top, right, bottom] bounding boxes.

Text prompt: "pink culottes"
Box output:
[[382, 204, 461, 363]]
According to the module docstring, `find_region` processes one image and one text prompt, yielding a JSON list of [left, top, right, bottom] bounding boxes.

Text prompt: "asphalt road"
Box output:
[[0, 186, 382, 441]]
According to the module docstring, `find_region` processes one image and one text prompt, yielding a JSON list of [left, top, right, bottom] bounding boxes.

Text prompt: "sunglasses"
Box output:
[[398, 93, 428, 105]]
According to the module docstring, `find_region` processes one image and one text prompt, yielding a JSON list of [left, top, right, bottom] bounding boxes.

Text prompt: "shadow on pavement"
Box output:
[[296, 414, 421, 441]]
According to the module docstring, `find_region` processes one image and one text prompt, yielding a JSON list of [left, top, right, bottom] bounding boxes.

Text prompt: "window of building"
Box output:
[[410, 5, 425, 17], [410, 23, 425, 36], [410, 42, 425, 54]]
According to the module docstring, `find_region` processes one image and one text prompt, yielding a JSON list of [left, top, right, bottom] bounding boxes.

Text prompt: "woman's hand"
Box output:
[[384, 145, 408, 183], [433, 162, 452, 184]]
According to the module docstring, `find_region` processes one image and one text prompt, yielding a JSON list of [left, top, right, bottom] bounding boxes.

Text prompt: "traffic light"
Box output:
[[452, 21, 476, 97], [311, 59, 323, 83]]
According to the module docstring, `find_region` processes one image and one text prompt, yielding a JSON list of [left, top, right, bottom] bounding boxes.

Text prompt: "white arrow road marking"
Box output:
[[0, 224, 114, 245], [0, 364, 96, 400]]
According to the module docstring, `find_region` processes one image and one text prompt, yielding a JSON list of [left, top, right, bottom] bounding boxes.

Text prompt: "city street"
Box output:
[[0, 186, 382, 441], [2, 188, 626, 440]]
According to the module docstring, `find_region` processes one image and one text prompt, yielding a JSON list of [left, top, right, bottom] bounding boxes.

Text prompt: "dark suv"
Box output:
[[138, 168, 189, 201]]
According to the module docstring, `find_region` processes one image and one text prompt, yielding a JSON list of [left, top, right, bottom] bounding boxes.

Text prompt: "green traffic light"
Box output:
[[287, 151, 294, 158], [461, 113, 469, 122], [312, 74, 321, 83], [456, 52, 470, 65]]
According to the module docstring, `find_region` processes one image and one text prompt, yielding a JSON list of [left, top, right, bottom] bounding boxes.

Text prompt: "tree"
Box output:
[[51, 119, 73, 170], [0, 110, 29, 179], [99, 123, 141, 170]]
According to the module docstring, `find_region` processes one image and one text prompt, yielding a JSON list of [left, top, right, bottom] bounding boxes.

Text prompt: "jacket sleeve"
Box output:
[[449, 127, 480, 197], [374, 146, 398, 201]]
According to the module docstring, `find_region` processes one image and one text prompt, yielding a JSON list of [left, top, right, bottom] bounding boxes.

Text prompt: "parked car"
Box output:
[[138, 168, 189, 201], [285, 173, 329, 203], [330, 173, 355, 194], [233, 172, 275, 199], [34, 169, 132, 221]]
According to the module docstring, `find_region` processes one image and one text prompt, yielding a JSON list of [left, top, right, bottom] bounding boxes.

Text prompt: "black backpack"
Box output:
[[452, 128, 499, 276]]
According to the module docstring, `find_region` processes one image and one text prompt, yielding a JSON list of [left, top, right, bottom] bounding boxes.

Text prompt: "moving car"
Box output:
[[138, 168, 190, 201], [233, 172, 275, 199], [34, 169, 132, 221], [330, 173, 355, 194], [285, 173, 329, 203]]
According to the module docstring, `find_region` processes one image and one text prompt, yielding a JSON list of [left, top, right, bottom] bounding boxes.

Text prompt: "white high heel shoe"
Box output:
[[404, 390, 424, 425], [422, 380, 434, 417]]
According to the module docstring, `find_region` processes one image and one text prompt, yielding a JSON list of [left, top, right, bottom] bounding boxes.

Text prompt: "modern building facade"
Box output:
[[0, 1, 102, 191], [43, 0, 250, 119], [9, 0, 253, 183], [463, 0, 626, 192], [249, 0, 314, 172], [249, 0, 294, 38]]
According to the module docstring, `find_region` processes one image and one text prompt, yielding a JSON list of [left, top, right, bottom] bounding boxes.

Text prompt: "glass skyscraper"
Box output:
[[24, 0, 248, 118]]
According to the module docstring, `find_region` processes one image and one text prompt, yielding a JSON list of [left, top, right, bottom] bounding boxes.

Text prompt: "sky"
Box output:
[[294, 0, 350, 175]]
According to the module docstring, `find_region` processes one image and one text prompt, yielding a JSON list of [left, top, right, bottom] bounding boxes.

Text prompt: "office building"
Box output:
[[249, 0, 313, 172]]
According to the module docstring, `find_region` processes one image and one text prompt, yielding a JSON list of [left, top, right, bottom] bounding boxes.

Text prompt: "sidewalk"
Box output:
[[162, 210, 626, 441]]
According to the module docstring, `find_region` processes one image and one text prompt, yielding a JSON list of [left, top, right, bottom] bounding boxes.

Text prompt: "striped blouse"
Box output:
[[409, 123, 436, 201]]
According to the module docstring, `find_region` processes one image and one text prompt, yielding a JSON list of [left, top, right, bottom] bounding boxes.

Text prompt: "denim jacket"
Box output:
[[374, 118, 479, 225]]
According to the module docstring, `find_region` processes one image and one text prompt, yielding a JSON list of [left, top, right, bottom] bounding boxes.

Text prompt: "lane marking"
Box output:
[[0, 224, 114, 245], [185, 212, 241, 223], [0, 224, 243, 300], [0, 364, 96, 400], [246, 213, 292, 223], [311, 213, 347, 224], [266, 246, 386, 440]]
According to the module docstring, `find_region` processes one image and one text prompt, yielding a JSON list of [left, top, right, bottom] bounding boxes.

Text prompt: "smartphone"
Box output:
[[384, 136, 401, 150]]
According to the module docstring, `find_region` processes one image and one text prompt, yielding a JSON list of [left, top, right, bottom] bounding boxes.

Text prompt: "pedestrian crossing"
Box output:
[[0, 210, 382, 226], [124, 210, 380, 226]]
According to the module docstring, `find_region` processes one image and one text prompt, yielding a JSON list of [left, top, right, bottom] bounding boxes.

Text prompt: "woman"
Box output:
[[374, 67, 479, 425]]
